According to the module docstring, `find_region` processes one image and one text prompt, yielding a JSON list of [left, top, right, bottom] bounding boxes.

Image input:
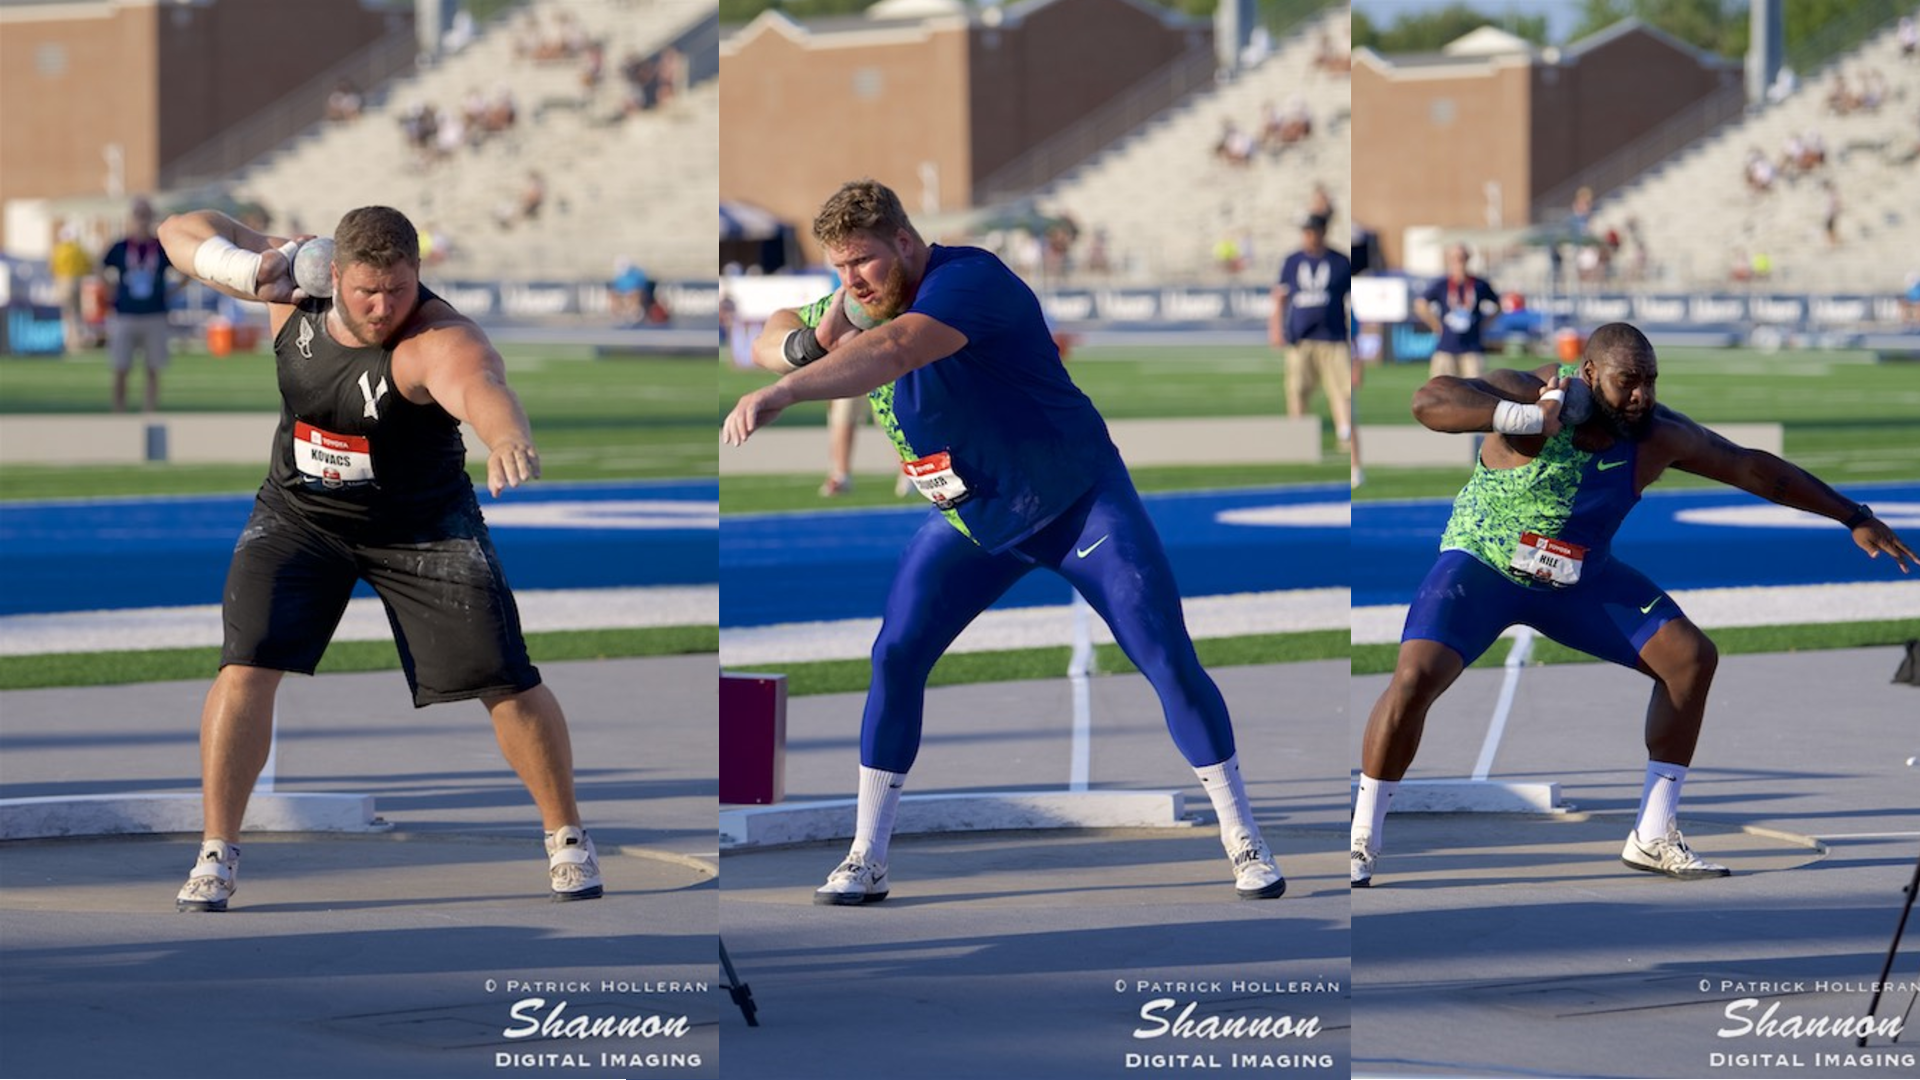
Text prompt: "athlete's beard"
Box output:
[[1592, 382, 1654, 441], [862, 259, 913, 322], [333, 292, 413, 348]]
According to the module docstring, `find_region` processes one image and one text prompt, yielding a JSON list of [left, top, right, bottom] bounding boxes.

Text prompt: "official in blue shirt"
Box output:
[[1417, 243, 1501, 379]]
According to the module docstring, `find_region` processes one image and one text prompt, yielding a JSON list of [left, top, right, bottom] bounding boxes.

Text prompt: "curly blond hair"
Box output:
[[812, 180, 923, 247]]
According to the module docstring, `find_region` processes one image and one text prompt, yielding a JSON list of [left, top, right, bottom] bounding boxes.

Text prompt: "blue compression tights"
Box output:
[[859, 470, 1236, 772]]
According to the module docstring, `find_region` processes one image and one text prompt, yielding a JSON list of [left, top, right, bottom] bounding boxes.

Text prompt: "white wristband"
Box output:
[[1538, 388, 1565, 405], [1492, 399, 1545, 435], [192, 235, 264, 295]]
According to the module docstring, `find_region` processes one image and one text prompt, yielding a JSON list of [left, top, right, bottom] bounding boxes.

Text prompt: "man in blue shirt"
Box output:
[[101, 197, 175, 412], [727, 179, 1286, 904], [1271, 213, 1357, 485], [1416, 243, 1500, 379]]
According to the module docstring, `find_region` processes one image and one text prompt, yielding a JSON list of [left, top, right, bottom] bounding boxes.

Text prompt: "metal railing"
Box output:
[[1533, 80, 1747, 223]]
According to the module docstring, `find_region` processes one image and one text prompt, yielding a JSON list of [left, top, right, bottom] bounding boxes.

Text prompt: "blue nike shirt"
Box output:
[[890, 244, 1119, 552]]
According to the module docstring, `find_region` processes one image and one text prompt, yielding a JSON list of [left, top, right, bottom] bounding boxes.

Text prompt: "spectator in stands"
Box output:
[[1904, 272, 1920, 325], [1214, 119, 1253, 166], [326, 79, 363, 123], [1860, 69, 1887, 113], [1278, 98, 1313, 144], [581, 40, 606, 99], [1900, 16, 1917, 62], [484, 85, 518, 136], [434, 104, 467, 158], [1567, 186, 1595, 236], [51, 222, 94, 354], [1822, 179, 1842, 246], [1086, 228, 1112, 276], [101, 197, 174, 413], [1314, 30, 1350, 74], [1745, 147, 1776, 193], [656, 46, 684, 109], [609, 257, 652, 325], [520, 170, 547, 221], [1828, 72, 1857, 115], [621, 50, 660, 115]]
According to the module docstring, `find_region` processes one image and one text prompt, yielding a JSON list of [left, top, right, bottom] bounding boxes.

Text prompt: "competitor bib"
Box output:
[[902, 451, 971, 509], [292, 420, 374, 489], [1509, 532, 1586, 586]]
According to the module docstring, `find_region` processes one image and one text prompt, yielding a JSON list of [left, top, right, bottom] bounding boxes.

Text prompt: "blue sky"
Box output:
[[1350, 0, 1586, 45]]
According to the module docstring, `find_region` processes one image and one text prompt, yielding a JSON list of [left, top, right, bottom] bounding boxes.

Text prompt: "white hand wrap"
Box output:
[[1492, 399, 1545, 435], [1538, 388, 1565, 405], [192, 235, 265, 295]]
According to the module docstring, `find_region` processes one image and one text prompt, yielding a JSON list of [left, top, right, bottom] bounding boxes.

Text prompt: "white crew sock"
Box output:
[[1195, 754, 1262, 846], [1352, 775, 1398, 855], [851, 765, 907, 865], [1635, 761, 1689, 842]]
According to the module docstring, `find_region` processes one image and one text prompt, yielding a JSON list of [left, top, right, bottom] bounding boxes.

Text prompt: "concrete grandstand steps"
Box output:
[[1580, 14, 1917, 294], [1035, 5, 1352, 283], [229, 0, 715, 282]]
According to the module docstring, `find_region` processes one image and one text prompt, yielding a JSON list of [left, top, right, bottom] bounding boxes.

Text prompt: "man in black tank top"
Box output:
[[155, 205, 602, 911]]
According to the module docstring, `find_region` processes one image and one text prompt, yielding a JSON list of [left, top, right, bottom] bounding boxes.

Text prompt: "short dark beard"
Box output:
[[1592, 384, 1653, 441]]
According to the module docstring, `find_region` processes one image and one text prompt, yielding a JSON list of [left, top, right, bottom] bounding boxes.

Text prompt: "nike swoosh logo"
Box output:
[[1076, 535, 1110, 559], [1641, 597, 1662, 614], [1598, 459, 1628, 471]]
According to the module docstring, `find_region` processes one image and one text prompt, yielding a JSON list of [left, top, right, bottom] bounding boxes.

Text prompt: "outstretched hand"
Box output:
[[487, 440, 541, 497], [1852, 518, 1917, 573], [723, 383, 794, 446]]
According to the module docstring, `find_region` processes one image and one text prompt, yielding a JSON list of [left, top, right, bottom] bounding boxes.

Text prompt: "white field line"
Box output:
[[719, 588, 1351, 667], [1351, 580, 1920, 646], [0, 586, 718, 657]]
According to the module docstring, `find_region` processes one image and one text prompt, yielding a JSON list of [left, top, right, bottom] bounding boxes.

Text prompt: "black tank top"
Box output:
[[266, 285, 471, 524]]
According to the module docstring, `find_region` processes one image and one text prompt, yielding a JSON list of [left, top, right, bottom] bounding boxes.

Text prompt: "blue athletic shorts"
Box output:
[[1400, 548, 1683, 669]]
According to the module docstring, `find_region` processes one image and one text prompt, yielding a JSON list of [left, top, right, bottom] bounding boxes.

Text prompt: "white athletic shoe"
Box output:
[[1621, 820, 1730, 880], [1226, 828, 1286, 900], [176, 838, 240, 913], [546, 825, 604, 902], [814, 853, 889, 905], [1350, 848, 1376, 888]]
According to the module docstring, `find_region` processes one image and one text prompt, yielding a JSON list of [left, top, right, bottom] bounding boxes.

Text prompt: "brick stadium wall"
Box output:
[[0, 0, 400, 249]]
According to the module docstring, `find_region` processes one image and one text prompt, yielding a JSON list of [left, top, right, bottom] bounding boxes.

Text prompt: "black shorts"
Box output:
[[220, 487, 541, 706]]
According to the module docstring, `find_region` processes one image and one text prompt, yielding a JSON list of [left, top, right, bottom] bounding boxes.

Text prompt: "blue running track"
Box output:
[[0, 480, 717, 617], [722, 485, 1350, 627]]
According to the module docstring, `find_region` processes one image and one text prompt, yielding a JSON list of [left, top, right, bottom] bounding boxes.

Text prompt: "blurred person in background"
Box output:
[[102, 197, 175, 412], [1417, 243, 1499, 380], [51, 222, 94, 353]]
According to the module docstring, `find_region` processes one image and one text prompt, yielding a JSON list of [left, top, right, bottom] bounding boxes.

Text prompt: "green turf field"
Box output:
[[0, 345, 716, 501], [1351, 347, 1920, 500]]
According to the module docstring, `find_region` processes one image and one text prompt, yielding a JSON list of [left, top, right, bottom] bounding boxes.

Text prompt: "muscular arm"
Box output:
[[722, 313, 966, 445], [1410, 364, 1556, 432], [1665, 411, 1916, 571], [750, 308, 806, 374], [156, 210, 297, 304], [404, 321, 541, 496]]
